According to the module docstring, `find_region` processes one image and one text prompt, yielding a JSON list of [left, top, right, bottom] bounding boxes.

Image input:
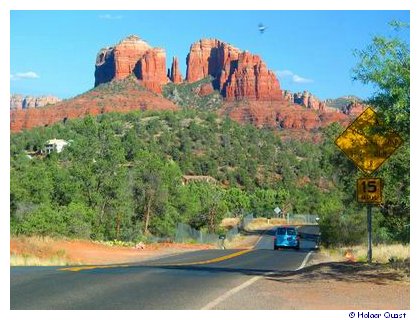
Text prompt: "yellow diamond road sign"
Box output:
[[335, 107, 403, 175]]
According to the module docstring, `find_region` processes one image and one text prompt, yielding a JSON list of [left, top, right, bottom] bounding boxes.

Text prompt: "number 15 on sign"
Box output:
[[357, 178, 383, 204]]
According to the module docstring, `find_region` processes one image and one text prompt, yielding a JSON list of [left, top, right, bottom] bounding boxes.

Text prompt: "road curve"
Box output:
[[10, 225, 319, 309]]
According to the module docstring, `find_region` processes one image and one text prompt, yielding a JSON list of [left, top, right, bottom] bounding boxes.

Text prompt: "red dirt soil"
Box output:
[[10, 237, 215, 265]]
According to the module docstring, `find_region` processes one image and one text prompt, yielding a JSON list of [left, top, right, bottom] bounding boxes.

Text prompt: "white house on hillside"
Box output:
[[45, 139, 69, 154]]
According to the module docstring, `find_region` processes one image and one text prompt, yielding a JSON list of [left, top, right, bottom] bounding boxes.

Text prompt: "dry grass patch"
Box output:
[[246, 218, 286, 230], [322, 243, 410, 264], [220, 218, 240, 228], [10, 236, 75, 266], [10, 253, 76, 266]]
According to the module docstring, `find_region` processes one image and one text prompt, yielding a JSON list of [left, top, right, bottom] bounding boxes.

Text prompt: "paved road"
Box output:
[[10, 225, 319, 309]]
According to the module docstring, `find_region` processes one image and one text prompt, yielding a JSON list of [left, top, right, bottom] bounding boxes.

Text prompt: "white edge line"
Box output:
[[200, 228, 268, 309], [295, 251, 313, 271], [253, 227, 274, 249], [254, 235, 264, 248], [201, 275, 262, 310], [202, 231, 314, 309]]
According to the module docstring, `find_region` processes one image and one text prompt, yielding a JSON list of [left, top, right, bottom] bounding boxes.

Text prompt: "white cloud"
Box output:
[[292, 74, 313, 84], [10, 71, 40, 80], [276, 70, 294, 78], [99, 14, 123, 20], [276, 70, 313, 84]]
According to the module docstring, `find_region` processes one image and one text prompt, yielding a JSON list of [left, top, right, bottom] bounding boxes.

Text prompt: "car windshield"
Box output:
[[277, 228, 286, 235], [286, 228, 297, 235]]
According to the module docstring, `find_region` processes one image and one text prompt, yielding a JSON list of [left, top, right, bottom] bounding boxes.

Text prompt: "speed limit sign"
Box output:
[[357, 178, 383, 204]]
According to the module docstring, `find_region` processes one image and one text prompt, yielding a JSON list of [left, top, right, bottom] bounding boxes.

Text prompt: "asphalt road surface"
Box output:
[[10, 225, 319, 309]]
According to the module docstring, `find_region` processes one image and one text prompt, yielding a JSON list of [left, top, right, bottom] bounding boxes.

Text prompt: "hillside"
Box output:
[[11, 107, 349, 240], [11, 100, 408, 247], [10, 76, 178, 132]]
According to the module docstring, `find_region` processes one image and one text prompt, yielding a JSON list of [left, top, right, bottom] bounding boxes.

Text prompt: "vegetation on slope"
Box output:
[[162, 76, 223, 110], [10, 107, 408, 245]]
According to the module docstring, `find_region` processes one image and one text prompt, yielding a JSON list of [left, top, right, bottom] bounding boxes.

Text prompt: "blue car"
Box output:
[[274, 226, 300, 250]]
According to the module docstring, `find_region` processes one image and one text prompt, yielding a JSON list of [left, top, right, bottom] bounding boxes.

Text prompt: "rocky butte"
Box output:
[[95, 35, 170, 94], [186, 39, 282, 101]]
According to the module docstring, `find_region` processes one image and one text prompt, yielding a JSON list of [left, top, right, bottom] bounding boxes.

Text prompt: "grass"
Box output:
[[322, 243, 410, 264], [10, 251, 76, 266], [11, 235, 78, 266]]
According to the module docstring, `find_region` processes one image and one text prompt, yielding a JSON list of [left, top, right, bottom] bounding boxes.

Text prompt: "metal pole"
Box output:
[[367, 205, 372, 263]]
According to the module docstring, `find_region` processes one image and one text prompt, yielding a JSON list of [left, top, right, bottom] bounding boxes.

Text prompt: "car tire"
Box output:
[[274, 245, 278, 250], [294, 242, 300, 250]]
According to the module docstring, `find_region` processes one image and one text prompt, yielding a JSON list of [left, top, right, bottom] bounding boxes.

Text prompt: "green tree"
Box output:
[[352, 21, 410, 137], [223, 187, 251, 217], [186, 183, 227, 232]]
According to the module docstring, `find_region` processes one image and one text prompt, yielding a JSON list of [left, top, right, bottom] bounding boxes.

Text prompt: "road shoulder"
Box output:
[[212, 250, 409, 309]]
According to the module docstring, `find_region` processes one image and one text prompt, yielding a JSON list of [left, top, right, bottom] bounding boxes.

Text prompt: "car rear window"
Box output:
[[286, 228, 297, 235], [277, 228, 286, 235]]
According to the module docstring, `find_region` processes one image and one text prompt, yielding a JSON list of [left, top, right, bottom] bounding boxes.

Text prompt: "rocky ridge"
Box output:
[[10, 94, 61, 110], [10, 77, 178, 132]]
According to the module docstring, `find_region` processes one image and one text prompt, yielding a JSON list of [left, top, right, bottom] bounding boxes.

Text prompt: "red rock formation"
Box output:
[[292, 91, 327, 112], [136, 48, 167, 93], [224, 52, 282, 101], [95, 35, 167, 94], [221, 101, 349, 131], [186, 39, 240, 83], [169, 57, 182, 84], [186, 39, 282, 101]]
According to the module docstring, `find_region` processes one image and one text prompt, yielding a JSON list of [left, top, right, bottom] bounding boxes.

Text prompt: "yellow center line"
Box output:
[[58, 249, 252, 272], [59, 264, 130, 272], [164, 249, 252, 266]]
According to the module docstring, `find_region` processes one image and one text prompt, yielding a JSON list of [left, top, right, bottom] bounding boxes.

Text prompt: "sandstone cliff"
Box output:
[[95, 35, 167, 93], [186, 39, 282, 101]]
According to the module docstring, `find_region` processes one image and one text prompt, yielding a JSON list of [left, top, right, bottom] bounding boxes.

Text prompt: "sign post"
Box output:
[[367, 205, 372, 263], [335, 107, 403, 263]]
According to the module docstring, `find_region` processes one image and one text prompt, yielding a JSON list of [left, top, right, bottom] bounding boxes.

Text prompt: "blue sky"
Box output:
[[10, 10, 409, 100]]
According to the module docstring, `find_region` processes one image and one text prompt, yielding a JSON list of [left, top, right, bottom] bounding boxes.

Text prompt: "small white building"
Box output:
[[45, 139, 69, 154]]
